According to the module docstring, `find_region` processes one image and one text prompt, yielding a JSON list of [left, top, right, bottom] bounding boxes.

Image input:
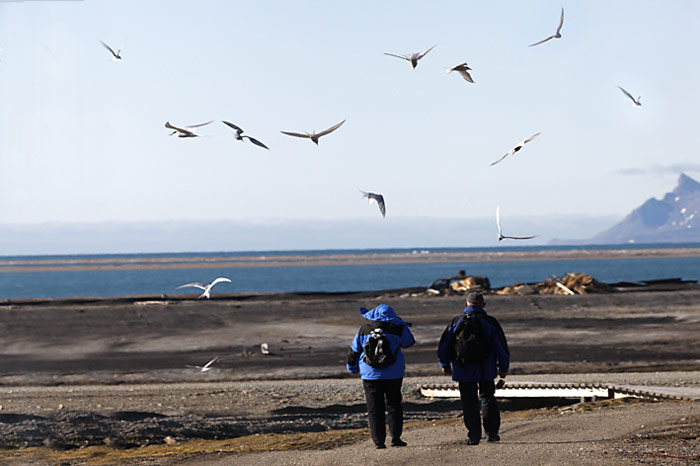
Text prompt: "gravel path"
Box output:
[[213, 401, 700, 466]]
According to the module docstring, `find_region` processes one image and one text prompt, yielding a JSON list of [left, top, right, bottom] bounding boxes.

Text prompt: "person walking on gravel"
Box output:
[[437, 292, 509, 445], [347, 304, 415, 449]]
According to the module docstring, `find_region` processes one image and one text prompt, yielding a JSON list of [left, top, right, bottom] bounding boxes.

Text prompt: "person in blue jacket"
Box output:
[[437, 292, 510, 445], [347, 304, 415, 449]]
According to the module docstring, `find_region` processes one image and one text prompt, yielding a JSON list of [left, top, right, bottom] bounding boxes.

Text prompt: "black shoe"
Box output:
[[375, 444, 386, 449], [466, 439, 480, 445], [487, 435, 500, 443], [391, 439, 407, 447]]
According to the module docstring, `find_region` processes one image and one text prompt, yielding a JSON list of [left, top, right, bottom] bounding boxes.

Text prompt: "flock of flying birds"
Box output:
[[107, 24, 636, 239], [103, 4, 644, 287], [95, 8, 651, 372], [98, 7, 644, 257], [99, 7, 641, 241]]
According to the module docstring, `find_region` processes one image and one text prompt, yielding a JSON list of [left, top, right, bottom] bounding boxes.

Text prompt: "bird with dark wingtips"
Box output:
[[618, 86, 642, 108], [99, 40, 124, 61], [384, 44, 436, 69], [446, 62, 474, 83], [186, 356, 219, 372], [529, 8, 564, 47], [165, 120, 213, 138], [490, 132, 541, 166], [222, 121, 269, 149], [280, 119, 346, 145], [496, 207, 538, 241], [176, 277, 231, 299], [360, 190, 386, 218]]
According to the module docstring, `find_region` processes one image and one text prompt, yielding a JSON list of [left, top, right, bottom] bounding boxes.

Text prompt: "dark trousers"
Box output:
[[458, 379, 500, 442], [362, 378, 403, 446]]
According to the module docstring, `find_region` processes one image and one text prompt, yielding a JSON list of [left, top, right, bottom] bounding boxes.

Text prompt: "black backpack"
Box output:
[[453, 313, 490, 366], [363, 326, 397, 368]]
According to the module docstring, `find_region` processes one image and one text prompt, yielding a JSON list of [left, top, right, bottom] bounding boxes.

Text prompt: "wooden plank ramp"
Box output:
[[419, 382, 700, 402]]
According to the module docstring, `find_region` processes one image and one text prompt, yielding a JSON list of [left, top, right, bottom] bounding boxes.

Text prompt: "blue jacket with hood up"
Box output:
[[437, 306, 510, 382], [346, 304, 415, 380]]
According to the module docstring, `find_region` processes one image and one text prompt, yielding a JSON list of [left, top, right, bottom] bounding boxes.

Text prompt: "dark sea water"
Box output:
[[1, 244, 699, 300]]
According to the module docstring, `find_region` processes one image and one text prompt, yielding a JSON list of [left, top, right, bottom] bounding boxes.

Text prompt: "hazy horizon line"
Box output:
[[0, 215, 626, 256], [0, 213, 622, 227]]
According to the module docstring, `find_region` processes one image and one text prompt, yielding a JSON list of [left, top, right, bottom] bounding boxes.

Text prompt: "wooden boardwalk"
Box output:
[[420, 381, 700, 402]]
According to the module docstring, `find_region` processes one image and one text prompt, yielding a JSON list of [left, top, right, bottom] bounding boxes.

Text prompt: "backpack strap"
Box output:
[[471, 313, 488, 377], [483, 315, 509, 355]]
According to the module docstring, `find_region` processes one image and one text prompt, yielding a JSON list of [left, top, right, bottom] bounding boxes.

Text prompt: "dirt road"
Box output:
[[213, 400, 700, 466]]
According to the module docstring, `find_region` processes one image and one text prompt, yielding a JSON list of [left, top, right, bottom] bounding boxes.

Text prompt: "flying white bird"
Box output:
[[165, 120, 213, 138], [445, 62, 474, 83], [384, 44, 436, 69], [186, 356, 219, 372], [496, 206, 538, 241], [618, 86, 642, 108], [176, 277, 232, 299], [222, 121, 269, 149], [529, 8, 565, 47], [280, 119, 345, 145], [99, 40, 124, 61], [360, 190, 386, 218], [490, 132, 541, 166]]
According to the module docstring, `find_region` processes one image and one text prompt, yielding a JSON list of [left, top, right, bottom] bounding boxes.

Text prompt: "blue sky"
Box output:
[[1, 1, 699, 252]]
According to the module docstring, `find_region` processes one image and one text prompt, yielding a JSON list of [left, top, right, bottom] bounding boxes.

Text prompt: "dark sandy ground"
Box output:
[[1, 284, 700, 464], [3, 285, 700, 384]]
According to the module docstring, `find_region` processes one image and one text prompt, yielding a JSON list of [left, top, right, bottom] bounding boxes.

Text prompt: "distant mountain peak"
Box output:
[[583, 173, 700, 244], [675, 173, 700, 195]]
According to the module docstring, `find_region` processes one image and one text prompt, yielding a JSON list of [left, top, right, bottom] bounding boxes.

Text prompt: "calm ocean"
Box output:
[[1, 245, 699, 300]]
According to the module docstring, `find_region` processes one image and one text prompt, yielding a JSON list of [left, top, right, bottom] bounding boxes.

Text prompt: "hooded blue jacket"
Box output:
[[346, 304, 415, 380], [437, 306, 510, 382]]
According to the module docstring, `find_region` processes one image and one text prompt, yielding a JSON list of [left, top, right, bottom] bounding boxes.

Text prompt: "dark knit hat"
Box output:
[[466, 291, 485, 307]]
